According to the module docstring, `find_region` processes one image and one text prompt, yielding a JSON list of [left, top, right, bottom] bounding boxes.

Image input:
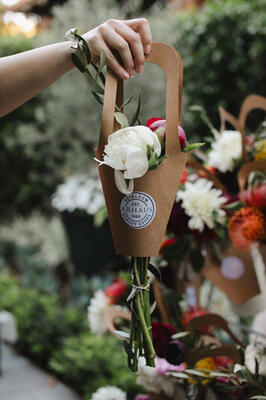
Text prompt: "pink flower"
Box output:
[[146, 118, 186, 149], [134, 395, 150, 400], [156, 357, 185, 375]]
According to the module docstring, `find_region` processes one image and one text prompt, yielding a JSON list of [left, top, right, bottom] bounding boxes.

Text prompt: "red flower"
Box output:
[[247, 184, 266, 209], [192, 227, 217, 242], [159, 238, 178, 255], [180, 168, 188, 184], [181, 307, 211, 333], [105, 279, 128, 304], [214, 356, 234, 369], [151, 322, 176, 357], [146, 118, 186, 149]]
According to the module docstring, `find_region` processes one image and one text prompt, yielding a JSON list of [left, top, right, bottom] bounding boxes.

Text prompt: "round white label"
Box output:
[[221, 256, 244, 280], [120, 191, 156, 229]]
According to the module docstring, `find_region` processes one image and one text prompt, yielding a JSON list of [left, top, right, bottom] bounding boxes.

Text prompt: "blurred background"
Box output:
[[0, 0, 265, 399]]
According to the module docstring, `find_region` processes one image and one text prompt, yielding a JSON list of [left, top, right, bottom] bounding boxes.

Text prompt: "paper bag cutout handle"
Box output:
[[186, 313, 244, 348], [98, 42, 184, 156]]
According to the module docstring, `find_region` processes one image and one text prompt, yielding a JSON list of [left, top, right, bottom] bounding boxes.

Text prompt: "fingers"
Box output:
[[94, 37, 130, 80], [83, 18, 152, 80], [125, 18, 152, 55], [114, 22, 145, 74], [100, 27, 135, 77]]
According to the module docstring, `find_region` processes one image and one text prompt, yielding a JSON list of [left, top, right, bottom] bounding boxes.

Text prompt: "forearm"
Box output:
[[0, 41, 74, 117]]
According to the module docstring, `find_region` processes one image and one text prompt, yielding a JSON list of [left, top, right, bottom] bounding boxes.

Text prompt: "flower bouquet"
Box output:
[[67, 31, 203, 370]]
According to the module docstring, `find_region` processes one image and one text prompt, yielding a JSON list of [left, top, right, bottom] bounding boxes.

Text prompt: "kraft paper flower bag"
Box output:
[[202, 94, 266, 316], [95, 42, 188, 257]]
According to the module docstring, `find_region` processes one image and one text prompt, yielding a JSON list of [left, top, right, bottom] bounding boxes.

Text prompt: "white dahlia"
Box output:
[[87, 290, 109, 335], [91, 386, 127, 400], [208, 130, 242, 173], [177, 178, 226, 232]]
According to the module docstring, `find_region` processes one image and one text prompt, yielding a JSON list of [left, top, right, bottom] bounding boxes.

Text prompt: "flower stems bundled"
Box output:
[[126, 257, 155, 371]]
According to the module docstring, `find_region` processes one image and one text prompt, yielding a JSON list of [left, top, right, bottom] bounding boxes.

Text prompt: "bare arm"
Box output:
[[0, 18, 152, 118]]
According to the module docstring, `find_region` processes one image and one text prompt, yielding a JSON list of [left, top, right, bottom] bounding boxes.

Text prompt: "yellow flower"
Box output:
[[188, 357, 217, 385], [254, 140, 266, 161]]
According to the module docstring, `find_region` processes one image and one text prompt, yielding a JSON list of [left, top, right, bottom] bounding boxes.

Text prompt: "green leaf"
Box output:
[[189, 105, 220, 139], [171, 331, 193, 340], [225, 201, 243, 212], [114, 112, 129, 128], [114, 330, 130, 341], [148, 263, 162, 280], [182, 142, 205, 153], [121, 91, 135, 109], [71, 53, 85, 73], [126, 287, 138, 302], [185, 369, 208, 377], [84, 71, 104, 94], [91, 91, 104, 106], [167, 372, 189, 379], [97, 50, 106, 77], [130, 90, 141, 126]]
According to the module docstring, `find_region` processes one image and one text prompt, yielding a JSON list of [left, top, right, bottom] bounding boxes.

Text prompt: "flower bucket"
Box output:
[[95, 43, 188, 257], [202, 94, 266, 315]]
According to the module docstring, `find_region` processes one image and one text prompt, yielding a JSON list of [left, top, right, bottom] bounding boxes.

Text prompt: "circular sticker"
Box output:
[[120, 191, 156, 229], [221, 256, 244, 280]]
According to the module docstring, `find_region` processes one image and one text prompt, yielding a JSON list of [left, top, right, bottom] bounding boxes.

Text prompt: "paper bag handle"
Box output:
[[98, 42, 183, 156]]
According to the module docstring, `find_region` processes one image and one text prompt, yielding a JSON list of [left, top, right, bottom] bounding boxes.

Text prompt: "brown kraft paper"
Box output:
[[95, 42, 188, 257], [202, 244, 261, 305]]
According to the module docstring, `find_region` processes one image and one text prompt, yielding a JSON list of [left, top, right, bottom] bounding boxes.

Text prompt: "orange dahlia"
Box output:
[[228, 207, 265, 250]]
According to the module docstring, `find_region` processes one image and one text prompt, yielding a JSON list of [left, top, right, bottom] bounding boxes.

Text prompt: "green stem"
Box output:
[[135, 290, 155, 367]]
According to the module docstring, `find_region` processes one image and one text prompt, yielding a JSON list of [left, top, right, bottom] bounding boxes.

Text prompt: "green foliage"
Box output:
[[50, 333, 140, 399], [0, 272, 86, 364], [0, 272, 139, 398], [172, 0, 266, 137], [0, 35, 62, 219]]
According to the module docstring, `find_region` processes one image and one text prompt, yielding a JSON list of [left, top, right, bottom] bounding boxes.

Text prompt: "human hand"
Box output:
[[83, 18, 152, 80]]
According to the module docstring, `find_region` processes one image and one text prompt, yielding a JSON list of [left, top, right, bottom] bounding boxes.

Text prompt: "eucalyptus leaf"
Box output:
[[114, 330, 130, 341], [167, 372, 189, 379], [127, 286, 138, 302], [84, 71, 104, 94], [148, 263, 162, 280], [185, 369, 208, 377], [150, 301, 157, 314], [130, 90, 141, 126], [91, 91, 104, 106], [71, 53, 85, 73], [171, 331, 192, 340], [114, 112, 129, 128], [97, 50, 106, 77], [182, 143, 205, 153]]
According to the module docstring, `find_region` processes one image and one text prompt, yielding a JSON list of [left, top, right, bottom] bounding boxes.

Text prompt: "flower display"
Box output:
[[51, 174, 105, 215], [207, 130, 242, 173], [91, 386, 127, 400], [177, 178, 226, 232]]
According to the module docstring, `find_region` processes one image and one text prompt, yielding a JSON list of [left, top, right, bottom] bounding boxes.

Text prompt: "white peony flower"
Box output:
[[245, 344, 266, 376], [177, 178, 226, 232], [88, 290, 109, 335], [136, 357, 176, 397], [51, 175, 105, 215], [208, 130, 242, 173], [99, 125, 161, 194], [250, 310, 266, 346], [91, 386, 127, 400]]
